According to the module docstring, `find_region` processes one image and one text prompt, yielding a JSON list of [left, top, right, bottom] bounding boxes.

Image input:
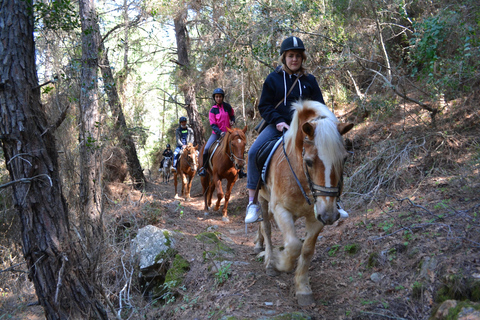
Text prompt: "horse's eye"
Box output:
[[305, 159, 314, 167]]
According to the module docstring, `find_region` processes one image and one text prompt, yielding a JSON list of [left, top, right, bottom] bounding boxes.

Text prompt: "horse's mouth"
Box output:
[[314, 203, 340, 225]]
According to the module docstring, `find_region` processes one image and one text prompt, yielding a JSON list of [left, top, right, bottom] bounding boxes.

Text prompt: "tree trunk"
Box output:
[[78, 0, 105, 261], [174, 8, 206, 146], [0, 0, 107, 318], [98, 38, 146, 189]]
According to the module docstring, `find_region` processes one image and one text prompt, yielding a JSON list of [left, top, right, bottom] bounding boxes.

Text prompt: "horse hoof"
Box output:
[[296, 293, 315, 306], [222, 217, 229, 222], [266, 266, 279, 277], [254, 246, 265, 254]]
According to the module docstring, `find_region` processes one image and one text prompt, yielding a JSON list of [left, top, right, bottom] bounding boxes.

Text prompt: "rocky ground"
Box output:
[[2, 97, 480, 319]]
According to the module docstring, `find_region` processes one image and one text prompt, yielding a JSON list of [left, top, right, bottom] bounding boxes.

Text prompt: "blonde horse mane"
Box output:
[[285, 100, 345, 178]]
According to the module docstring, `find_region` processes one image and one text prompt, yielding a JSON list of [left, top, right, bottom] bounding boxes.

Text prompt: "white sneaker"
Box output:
[[337, 202, 349, 219], [245, 202, 262, 223]]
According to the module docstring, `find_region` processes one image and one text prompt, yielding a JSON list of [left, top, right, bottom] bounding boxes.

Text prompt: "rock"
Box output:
[[370, 272, 382, 283], [131, 225, 177, 270], [431, 300, 480, 320]]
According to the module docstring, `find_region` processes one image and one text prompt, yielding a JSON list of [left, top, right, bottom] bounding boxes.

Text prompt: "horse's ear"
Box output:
[[337, 122, 354, 136], [195, 144, 200, 150], [242, 125, 247, 133], [227, 127, 233, 133], [302, 122, 315, 139]]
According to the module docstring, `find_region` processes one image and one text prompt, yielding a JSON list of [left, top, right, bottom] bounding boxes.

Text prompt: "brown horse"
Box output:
[[200, 126, 247, 222], [173, 143, 199, 201], [254, 100, 353, 306]]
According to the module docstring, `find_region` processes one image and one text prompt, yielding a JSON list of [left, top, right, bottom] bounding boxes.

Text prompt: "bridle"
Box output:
[[226, 132, 246, 169], [282, 130, 342, 206], [182, 147, 197, 168]]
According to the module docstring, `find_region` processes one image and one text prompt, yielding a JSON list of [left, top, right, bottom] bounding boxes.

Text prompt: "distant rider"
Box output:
[[198, 88, 246, 178], [160, 144, 174, 170], [173, 116, 195, 171]]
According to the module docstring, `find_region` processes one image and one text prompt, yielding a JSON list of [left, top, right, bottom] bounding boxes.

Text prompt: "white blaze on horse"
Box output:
[[174, 143, 199, 201], [254, 100, 353, 306], [199, 126, 247, 222], [162, 156, 173, 184]]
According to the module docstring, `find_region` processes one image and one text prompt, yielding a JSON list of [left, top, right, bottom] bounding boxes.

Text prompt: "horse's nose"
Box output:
[[314, 200, 340, 225]]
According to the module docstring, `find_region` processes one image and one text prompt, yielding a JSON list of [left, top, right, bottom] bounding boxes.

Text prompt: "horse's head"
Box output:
[[183, 143, 199, 171], [290, 101, 353, 225], [226, 126, 247, 170]]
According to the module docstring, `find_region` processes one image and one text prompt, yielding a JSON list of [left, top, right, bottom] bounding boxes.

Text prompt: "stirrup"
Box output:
[[198, 168, 206, 176], [245, 203, 262, 223]]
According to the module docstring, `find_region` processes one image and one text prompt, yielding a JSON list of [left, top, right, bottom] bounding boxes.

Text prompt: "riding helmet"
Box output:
[[179, 116, 187, 123], [212, 88, 225, 100], [280, 36, 305, 55], [166, 144, 171, 148]]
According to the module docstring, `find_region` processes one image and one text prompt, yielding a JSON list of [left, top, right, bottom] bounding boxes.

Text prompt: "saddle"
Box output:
[[255, 136, 283, 183], [206, 135, 225, 167]]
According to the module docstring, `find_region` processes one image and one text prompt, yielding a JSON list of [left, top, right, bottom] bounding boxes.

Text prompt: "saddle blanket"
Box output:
[[255, 137, 283, 183]]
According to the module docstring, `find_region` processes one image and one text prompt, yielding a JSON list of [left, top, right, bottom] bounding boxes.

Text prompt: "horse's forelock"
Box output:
[[286, 100, 334, 153], [314, 119, 344, 178], [286, 100, 344, 177]]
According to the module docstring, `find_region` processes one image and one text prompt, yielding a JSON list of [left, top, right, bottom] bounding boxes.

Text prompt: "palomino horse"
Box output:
[[174, 143, 199, 200], [162, 156, 173, 184], [200, 126, 247, 222], [254, 100, 353, 306]]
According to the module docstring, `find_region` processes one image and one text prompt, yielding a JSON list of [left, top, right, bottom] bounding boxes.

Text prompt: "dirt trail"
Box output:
[[147, 175, 363, 319]]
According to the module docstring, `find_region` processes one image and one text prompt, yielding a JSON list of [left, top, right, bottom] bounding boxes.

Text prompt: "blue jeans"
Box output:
[[247, 124, 282, 189], [203, 133, 221, 155]]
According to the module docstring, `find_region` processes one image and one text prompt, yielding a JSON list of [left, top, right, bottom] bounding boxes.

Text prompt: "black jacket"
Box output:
[[258, 66, 325, 126]]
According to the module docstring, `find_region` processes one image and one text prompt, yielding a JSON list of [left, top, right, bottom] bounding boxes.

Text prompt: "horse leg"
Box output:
[[220, 177, 237, 222], [181, 173, 187, 199], [185, 174, 193, 201], [273, 206, 302, 273], [207, 179, 214, 208], [201, 176, 210, 214], [295, 217, 324, 306], [174, 172, 179, 198], [254, 199, 269, 254], [213, 175, 223, 211]]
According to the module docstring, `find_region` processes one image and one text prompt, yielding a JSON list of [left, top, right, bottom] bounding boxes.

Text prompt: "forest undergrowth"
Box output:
[[1, 91, 480, 319]]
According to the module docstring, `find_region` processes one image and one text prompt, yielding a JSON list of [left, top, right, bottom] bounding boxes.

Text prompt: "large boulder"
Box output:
[[132, 225, 189, 300]]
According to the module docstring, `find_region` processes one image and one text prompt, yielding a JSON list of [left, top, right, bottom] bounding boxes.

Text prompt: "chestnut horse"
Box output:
[[174, 143, 199, 201], [200, 126, 247, 222], [254, 100, 353, 306]]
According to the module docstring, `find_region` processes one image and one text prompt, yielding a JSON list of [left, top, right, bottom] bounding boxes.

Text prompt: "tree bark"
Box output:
[[0, 0, 107, 318], [174, 8, 206, 146], [78, 0, 105, 262], [98, 35, 146, 189]]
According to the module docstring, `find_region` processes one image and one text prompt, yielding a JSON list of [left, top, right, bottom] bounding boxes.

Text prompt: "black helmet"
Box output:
[[179, 116, 187, 123], [166, 144, 171, 148], [212, 88, 225, 99], [280, 36, 305, 55]]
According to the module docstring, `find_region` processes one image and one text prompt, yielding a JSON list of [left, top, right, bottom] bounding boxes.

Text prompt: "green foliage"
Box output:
[[368, 252, 380, 268], [34, 0, 80, 31], [164, 254, 191, 287], [344, 243, 361, 255], [411, 281, 425, 299], [409, 7, 480, 97], [214, 262, 232, 286], [328, 244, 341, 257]]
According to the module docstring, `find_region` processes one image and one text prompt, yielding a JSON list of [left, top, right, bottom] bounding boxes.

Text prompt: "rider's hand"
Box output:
[[276, 122, 290, 132]]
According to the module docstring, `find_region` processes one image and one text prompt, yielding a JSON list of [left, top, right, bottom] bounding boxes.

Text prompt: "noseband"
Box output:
[[302, 139, 342, 201], [227, 133, 246, 169], [282, 130, 342, 206]]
